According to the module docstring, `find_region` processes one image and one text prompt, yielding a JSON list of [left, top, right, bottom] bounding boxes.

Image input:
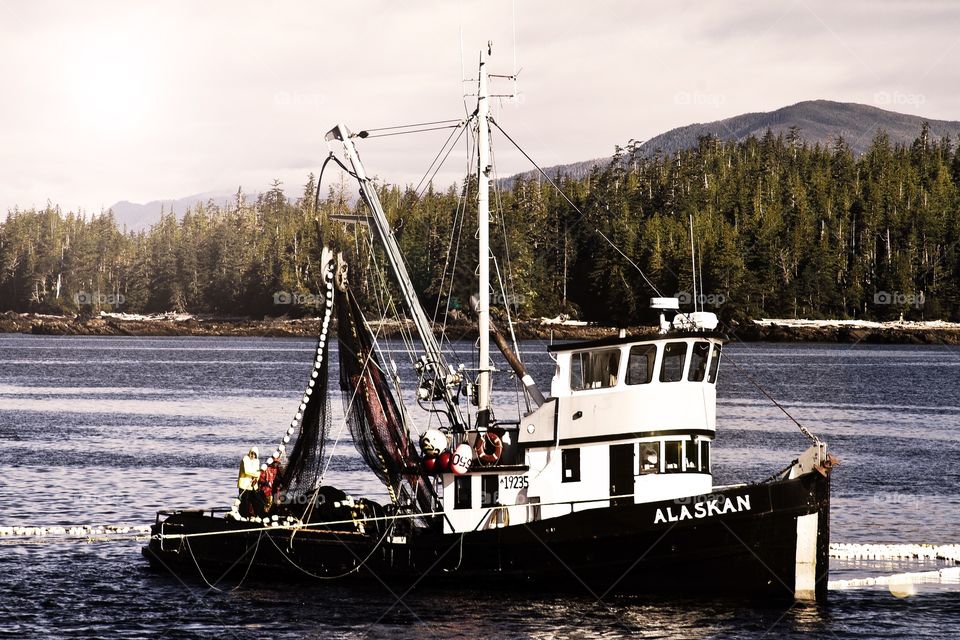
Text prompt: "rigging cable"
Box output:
[[489, 118, 663, 298], [413, 119, 470, 200], [360, 119, 464, 133], [722, 355, 822, 444], [360, 124, 462, 139], [487, 119, 822, 443]]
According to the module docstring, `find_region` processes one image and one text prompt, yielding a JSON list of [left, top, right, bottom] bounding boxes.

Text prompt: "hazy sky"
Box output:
[[2, 0, 959, 214]]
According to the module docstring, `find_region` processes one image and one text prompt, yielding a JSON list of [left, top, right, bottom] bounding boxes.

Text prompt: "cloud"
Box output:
[[1, 0, 959, 214]]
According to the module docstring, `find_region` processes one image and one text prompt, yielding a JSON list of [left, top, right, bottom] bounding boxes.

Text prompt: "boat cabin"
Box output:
[[440, 322, 725, 534]]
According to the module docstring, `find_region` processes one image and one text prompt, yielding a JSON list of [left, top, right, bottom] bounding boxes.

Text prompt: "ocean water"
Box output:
[[0, 334, 958, 639]]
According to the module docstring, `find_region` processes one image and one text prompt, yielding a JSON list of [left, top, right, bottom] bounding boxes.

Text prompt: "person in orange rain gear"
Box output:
[[257, 458, 281, 515], [237, 447, 260, 516]]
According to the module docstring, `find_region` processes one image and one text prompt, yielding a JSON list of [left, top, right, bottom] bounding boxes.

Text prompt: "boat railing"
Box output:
[[154, 506, 232, 525]]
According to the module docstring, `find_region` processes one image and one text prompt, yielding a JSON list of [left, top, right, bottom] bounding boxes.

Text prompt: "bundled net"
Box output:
[[274, 262, 336, 503], [336, 287, 436, 514]]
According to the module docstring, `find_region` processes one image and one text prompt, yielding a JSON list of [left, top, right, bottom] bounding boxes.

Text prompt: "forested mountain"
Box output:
[[514, 101, 960, 185], [2, 125, 960, 324]]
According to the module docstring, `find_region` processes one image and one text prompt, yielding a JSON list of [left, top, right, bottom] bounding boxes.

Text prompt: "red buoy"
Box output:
[[437, 450, 452, 473]]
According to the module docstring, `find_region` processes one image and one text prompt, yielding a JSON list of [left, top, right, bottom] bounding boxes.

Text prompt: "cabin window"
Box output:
[[626, 345, 657, 385], [707, 343, 722, 384], [688, 342, 710, 382], [639, 442, 660, 474], [664, 441, 682, 472], [684, 440, 699, 471], [481, 474, 499, 507], [571, 349, 621, 390], [700, 440, 711, 472], [660, 342, 688, 382], [561, 448, 581, 482], [454, 476, 472, 509]]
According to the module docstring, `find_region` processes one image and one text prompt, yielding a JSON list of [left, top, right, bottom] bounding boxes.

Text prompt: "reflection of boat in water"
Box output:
[[143, 44, 835, 601]]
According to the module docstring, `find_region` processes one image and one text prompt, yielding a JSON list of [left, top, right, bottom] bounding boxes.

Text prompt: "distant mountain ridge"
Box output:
[[513, 100, 960, 182], [110, 101, 960, 228], [108, 191, 239, 232]]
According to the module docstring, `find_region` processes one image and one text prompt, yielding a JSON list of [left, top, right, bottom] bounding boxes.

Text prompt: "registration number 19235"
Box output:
[[499, 475, 529, 490]]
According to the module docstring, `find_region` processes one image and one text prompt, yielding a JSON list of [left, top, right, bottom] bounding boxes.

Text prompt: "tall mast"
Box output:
[[476, 44, 492, 428], [689, 214, 698, 313]]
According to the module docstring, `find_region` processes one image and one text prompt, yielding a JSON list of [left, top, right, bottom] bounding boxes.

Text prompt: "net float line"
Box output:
[[0, 524, 151, 540], [829, 566, 960, 590], [830, 543, 960, 563]]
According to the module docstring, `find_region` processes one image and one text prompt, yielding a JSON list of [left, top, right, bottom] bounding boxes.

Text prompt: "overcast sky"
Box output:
[[2, 0, 959, 214]]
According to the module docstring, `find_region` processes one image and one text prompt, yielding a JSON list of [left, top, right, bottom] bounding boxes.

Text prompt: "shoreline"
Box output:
[[1, 312, 959, 344]]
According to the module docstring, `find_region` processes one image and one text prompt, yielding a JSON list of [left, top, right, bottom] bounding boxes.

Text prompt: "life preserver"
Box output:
[[474, 432, 503, 465]]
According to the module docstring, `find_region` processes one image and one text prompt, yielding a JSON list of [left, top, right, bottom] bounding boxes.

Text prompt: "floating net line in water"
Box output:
[[0, 524, 151, 544], [830, 543, 960, 563], [829, 567, 960, 591]]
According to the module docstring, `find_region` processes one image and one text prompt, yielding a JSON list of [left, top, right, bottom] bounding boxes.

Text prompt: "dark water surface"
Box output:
[[1, 335, 958, 638]]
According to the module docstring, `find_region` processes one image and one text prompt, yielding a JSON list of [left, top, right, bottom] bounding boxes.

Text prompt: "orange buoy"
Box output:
[[474, 432, 503, 465]]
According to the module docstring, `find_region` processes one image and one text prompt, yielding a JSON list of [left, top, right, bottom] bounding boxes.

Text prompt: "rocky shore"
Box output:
[[1, 312, 959, 344]]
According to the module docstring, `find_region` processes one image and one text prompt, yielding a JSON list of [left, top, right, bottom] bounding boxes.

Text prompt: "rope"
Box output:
[[360, 119, 463, 133], [722, 355, 821, 444], [154, 492, 640, 542], [184, 530, 263, 593], [414, 119, 470, 200], [361, 124, 462, 139], [263, 518, 398, 580], [488, 119, 662, 298], [487, 119, 821, 444]]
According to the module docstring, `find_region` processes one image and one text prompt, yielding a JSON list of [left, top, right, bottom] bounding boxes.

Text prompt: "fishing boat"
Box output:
[[144, 45, 835, 601]]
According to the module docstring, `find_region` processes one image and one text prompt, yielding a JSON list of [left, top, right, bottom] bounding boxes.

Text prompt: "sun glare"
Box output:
[[62, 40, 155, 134]]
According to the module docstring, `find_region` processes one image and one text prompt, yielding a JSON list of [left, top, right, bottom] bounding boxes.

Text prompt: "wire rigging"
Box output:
[[489, 118, 663, 298], [360, 119, 464, 133], [360, 124, 462, 139]]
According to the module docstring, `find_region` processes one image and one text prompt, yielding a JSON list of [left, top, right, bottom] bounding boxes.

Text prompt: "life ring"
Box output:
[[474, 432, 503, 465]]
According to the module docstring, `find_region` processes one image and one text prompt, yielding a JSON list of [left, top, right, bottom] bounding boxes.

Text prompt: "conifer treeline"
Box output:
[[2, 126, 959, 323]]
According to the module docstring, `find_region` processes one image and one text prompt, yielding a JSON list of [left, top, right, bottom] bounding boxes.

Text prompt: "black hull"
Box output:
[[144, 469, 830, 601]]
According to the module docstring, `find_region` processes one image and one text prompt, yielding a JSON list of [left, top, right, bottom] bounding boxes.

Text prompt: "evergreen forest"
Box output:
[[2, 125, 959, 325]]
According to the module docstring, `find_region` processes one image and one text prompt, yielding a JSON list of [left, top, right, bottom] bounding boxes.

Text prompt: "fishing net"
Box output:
[[336, 286, 436, 515], [274, 260, 336, 503]]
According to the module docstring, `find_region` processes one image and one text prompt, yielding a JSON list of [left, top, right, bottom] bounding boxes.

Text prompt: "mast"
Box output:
[[689, 214, 698, 313], [476, 44, 492, 428]]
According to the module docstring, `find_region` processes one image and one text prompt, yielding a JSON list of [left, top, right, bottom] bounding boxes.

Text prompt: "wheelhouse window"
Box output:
[[639, 442, 660, 474], [561, 448, 581, 482], [700, 440, 711, 472], [571, 349, 621, 390], [684, 440, 699, 471], [626, 344, 657, 385], [707, 343, 722, 384], [664, 441, 682, 471], [454, 476, 472, 509], [660, 342, 688, 383], [688, 342, 710, 382]]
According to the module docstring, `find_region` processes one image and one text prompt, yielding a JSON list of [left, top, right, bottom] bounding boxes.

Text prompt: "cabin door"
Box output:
[[609, 444, 634, 507]]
